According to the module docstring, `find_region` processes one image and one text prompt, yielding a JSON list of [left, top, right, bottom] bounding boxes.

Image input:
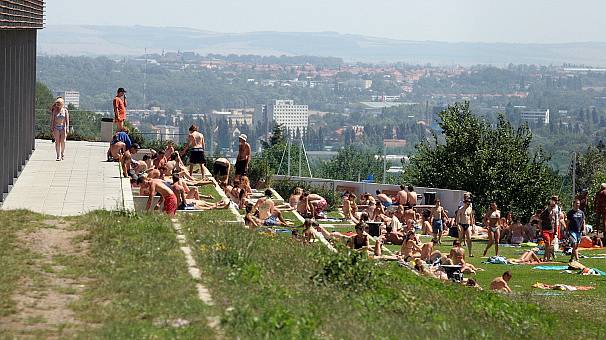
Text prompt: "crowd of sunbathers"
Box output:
[[106, 126, 235, 215]]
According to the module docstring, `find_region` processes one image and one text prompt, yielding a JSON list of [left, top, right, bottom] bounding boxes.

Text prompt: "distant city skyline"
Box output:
[[47, 0, 606, 44]]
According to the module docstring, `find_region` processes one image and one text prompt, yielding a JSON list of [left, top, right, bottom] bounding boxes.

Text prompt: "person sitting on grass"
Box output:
[[490, 271, 512, 293], [342, 192, 360, 224], [164, 140, 175, 161], [244, 203, 262, 228], [449, 240, 481, 274], [420, 209, 432, 235], [289, 187, 303, 209], [397, 230, 433, 261], [120, 144, 140, 179], [383, 224, 404, 245], [360, 192, 377, 218], [348, 223, 370, 252], [254, 189, 293, 227]]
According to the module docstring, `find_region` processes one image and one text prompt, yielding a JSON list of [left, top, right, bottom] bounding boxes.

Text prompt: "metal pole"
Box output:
[[287, 138, 291, 177], [298, 138, 302, 177], [382, 140, 387, 184], [572, 151, 577, 200]]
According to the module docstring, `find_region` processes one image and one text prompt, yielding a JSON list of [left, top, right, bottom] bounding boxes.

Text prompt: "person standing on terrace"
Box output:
[[482, 202, 501, 257], [235, 134, 251, 180], [113, 87, 127, 131], [50, 97, 69, 161], [406, 185, 417, 206], [181, 124, 208, 176]]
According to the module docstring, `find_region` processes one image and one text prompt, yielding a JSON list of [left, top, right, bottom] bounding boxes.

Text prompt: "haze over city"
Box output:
[[47, 0, 606, 43]]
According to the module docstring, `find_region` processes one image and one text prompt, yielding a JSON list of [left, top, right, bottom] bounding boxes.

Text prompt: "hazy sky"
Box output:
[[47, 0, 605, 43]]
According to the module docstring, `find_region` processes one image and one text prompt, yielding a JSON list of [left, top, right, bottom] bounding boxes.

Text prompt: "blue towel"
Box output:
[[532, 265, 569, 271]]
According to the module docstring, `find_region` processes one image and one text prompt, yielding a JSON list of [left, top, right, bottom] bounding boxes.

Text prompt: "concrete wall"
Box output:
[[272, 175, 466, 216]]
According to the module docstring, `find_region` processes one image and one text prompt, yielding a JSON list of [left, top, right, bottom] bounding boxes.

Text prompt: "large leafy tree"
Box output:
[[318, 145, 386, 182], [404, 102, 558, 217]]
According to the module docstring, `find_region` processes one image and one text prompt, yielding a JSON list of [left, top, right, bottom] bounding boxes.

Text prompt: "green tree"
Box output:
[[318, 145, 386, 182], [404, 102, 558, 217]]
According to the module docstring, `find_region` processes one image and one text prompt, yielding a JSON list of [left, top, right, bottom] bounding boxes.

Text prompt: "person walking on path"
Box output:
[[235, 134, 251, 180], [181, 124, 208, 176], [567, 199, 586, 262], [113, 87, 127, 131], [50, 97, 69, 161]]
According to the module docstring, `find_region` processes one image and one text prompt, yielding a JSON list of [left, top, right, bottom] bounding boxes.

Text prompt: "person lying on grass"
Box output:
[[449, 240, 482, 274], [490, 271, 512, 293], [171, 173, 228, 211], [508, 250, 542, 264], [413, 258, 448, 280], [253, 189, 293, 227]]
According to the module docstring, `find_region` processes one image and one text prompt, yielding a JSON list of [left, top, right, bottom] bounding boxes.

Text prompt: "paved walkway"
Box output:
[[1, 140, 133, 216]]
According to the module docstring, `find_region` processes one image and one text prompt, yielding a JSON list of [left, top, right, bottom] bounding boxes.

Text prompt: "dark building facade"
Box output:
[[0, 0, 44, 201]]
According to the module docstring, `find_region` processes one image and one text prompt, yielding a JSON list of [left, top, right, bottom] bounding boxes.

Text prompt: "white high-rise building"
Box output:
[[56, 90, 80, 108], [255, 100, 308, 136]]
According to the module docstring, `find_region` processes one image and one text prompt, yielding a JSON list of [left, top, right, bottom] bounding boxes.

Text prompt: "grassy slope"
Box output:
[[0, 210, 42, 316], [181, 217, 606, 339], [66, 211, 215, 338]]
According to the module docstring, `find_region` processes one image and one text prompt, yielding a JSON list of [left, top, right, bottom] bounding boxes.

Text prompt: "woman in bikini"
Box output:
[[348, 223, 370, 252], [50, 97, 69, 161], [483, 202, 501, 256]]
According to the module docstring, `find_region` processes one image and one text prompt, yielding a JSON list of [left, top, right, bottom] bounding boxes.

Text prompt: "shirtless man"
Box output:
[[430, 199, 447, 244], [253, 189, 292, 226], [490, 271, 512, 293], [298, 192, 328, 218], [396, 185, 408, 205], [235, 134, 251, 180], [456, 199, 475, 256], [138, 176, 178, 216], [510, 217, 525, 245], [181, 124, 208, 176], [406, 185, 417, 206], [375, 189, 393, 207]]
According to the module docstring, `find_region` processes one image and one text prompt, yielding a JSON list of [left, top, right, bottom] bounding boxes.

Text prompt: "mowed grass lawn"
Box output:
[[181, 216, 606, 339]]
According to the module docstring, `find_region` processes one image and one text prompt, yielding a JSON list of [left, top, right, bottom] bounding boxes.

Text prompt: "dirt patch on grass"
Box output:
[[0, 220, 90, 337]]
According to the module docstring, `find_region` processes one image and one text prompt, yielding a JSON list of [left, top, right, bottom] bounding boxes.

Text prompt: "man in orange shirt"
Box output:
[[113, 87, 127, 131]]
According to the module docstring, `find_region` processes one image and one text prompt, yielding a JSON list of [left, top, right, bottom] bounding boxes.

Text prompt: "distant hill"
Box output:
[[39, 25, 606, 66]]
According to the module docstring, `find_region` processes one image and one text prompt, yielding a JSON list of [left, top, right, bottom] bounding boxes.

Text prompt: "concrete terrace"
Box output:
[[1, 140, 133, 216]]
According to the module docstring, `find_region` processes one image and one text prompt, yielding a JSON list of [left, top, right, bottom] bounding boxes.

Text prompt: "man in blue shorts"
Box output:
[[567, 199, 586, 262]]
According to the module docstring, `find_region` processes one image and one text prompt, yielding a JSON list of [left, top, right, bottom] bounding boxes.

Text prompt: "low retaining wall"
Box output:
[[272, 175, 466, 216]]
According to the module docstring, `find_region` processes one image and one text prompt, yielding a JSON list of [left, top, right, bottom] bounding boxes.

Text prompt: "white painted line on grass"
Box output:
[[170, 217, 223, 337]]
